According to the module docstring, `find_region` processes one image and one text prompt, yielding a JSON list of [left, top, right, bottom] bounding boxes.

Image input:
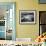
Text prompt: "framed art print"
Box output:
[[19, 10, 36, 24], [39, 11, 46, 35], [0, 2, 16, 40]]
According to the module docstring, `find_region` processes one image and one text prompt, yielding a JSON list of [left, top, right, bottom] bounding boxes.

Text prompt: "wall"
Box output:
[[0, 0, 46, 40], [16, 0, 39, 40]]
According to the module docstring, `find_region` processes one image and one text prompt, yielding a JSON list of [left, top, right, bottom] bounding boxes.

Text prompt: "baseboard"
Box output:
[[16, 38, 32, 42]]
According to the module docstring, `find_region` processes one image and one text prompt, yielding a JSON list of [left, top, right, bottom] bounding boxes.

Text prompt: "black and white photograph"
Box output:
[[19, 10, 36, 24]]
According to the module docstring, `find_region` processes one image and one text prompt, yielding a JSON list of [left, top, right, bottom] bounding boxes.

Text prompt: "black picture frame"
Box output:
[[39, 11, 46, 35]]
